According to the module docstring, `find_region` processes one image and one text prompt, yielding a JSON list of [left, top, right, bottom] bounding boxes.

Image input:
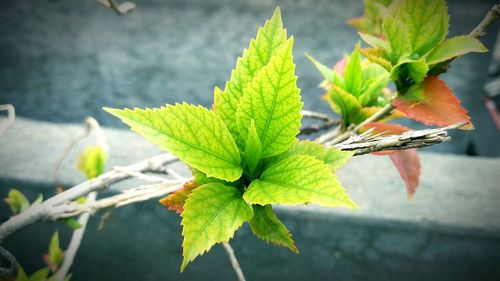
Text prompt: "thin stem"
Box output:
[[54, 192, 97, 281], [222, 243, 246, 281], [323, 103, 395, 145], [469, 4, 500, 39]]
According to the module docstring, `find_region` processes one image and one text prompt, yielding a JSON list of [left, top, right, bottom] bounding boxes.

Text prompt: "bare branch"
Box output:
[[300, 119, 340, 135], [54, 117, 107, 190], [50, 181, 187, 220], [54, 192, 97, 281], [333, 122, 466, 155], [0, 245, 17, 276], [321, 103, 396, 145], [300, 110, 341, 135], [222, 243, 247, 281], [470, 4, 500, 39], [0, 153, 179, 243], [0, 104, 15, 136], [301, 110, 334, 122]]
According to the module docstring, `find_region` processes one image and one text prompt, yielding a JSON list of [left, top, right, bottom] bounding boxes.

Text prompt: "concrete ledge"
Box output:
[[1, 117, 500, 280]]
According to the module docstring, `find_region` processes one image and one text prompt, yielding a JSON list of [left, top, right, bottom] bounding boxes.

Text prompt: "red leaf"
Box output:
[[363, 122, 421, 198], [389, 149, 421, 199], [159, 181, 198, 214], [362, 122, 409, 135], [393, 76, 473, 130], [334, 57, 347, 75]]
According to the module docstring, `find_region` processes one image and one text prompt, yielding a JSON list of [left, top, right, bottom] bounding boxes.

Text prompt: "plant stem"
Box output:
[[222, 243, 247, 281], [322, 103, 395, 145], [54, 192, 97, 281], [470, 4, 500, 39]]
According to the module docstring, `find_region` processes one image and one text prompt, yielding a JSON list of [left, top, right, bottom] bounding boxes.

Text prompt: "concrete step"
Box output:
[[1, 117, 499, 281]]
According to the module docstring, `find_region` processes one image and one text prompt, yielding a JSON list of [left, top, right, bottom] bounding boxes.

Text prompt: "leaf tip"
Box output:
[[459, 121, 474, 130]]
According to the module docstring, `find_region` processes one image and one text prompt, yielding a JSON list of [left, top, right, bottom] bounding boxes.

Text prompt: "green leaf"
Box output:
[[181, 183, 253, 271], [358, 32, 389, 50], [268, 141, 354, 172], [358, 47, 393, 71], [64, 217, 82, 230], [390, 57, 428, 84], [105, 103, 243, 181], [47, 232, 64, 271], [76, 145, 107, 179], [243, 154, 357, 208], [359, 75, 390, 106], [382, 16, 412, 63], [243, 120, 262, 179], [235, 38, 303, 158], [406, 57, 428, 83], [426, 35, 488, 65], [346, 0, 393, 35], [15, 266, 29, 281], [306, 53, 334, 82], [32, 194, 43, 206], [327, 84, 362, 126], [344, 47, 363, 96], [214, 7, 288, 149], [4, 189, 30, 215], [191, 168, 225, 186], [249, 204, 298, 253], [28, 268, 50, 281], [395, 0, 449, 56]]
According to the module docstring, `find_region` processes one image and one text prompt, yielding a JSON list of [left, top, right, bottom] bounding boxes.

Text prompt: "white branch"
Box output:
[[50, 181, 187, 220], [54, 192, 97, 281], [332, 122, 466, 155], [0, 153, 179, 242], [222, 243, 247, 281]]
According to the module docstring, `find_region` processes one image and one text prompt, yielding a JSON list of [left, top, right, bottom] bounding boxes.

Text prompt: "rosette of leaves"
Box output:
[[308, 49, 422, 198], [105, 8, 356, 272], [355, 0, 487, 128], [307, 47, 400, 129]]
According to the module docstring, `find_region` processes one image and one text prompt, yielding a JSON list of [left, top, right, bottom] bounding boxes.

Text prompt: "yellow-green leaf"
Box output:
[[267, 141, 354, 172], [249, 204, 298, 253], [181, 183, 253, 271], [395, 0, 449, 56], [344, 47, 363, 96], [105, 104, 242, 181], [76, 145, 107, 179], [382, 16, 412, 63], [236, 38, 303, 158], [243, 154, 357, 208], [426, 35, 488, 65], [214, 8, 288, 149], [4, 189, 30, 215]]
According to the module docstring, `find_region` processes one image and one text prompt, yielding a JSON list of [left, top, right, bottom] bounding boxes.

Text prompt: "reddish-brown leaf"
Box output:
[[393, 76, 473, 130], [389, 149, 421, 199], [363, 122, 421, 199], [159, 181, 198, 214]]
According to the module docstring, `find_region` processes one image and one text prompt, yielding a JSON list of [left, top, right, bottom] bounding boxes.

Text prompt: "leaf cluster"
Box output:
[[357, 0, 487, 92], [8, 232, 72, 281], [308, 48, 399, 128], [106, 8, 356, 271]]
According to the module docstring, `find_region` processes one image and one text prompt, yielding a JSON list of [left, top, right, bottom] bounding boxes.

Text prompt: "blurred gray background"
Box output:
[[1, 0, 499, 155]]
